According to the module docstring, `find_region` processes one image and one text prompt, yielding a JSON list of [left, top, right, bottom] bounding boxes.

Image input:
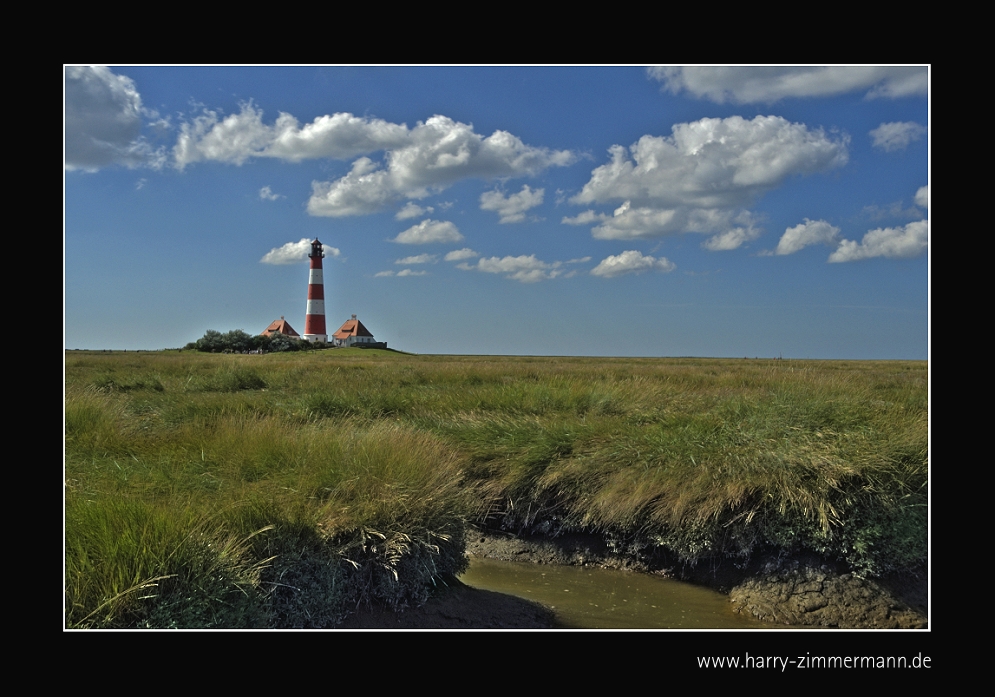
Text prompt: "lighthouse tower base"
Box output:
[[303, 334, 327, 343]]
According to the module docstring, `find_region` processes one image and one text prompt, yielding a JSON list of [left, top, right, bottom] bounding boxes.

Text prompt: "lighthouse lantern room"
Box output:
[[303, 238, 327, 343]]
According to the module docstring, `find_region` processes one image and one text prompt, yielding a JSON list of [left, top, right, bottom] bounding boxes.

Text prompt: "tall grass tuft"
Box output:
[[65, 499, 271, 628]]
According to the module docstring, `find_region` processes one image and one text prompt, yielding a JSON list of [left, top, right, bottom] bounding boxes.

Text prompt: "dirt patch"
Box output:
[[729, 558, 928, 629]]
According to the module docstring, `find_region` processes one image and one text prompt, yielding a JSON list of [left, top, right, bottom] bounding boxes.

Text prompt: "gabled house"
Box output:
[[332, 314, 380, 347], [261, 317, 301, 338]]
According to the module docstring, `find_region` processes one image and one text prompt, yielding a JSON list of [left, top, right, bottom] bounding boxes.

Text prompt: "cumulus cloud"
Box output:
[[774, 219, 842, 255], [828, 220, 928, 262], [569, 116, 847, 245], [173, 103, 409, 169], [392, 219, 464, 244], [458, 254, 568, 283], [307, 158, 397, 217], [590, 250, 675, 278], [390, 116, 574, 189], [649, 66, 928, 103], [395, 254, 437, 265], [378, 268, 429, 277], [703, 226, 763, 251], [480, 185, 544, 223], [172, 104, 575, 216], [259, 186, 283, 201], [870, 122, 926, 152], [459, 254, 590, 282], [574, 116, 847, 209], [562, 210, 609, 226], [396, 202, 433, 220], [308, 115, 573, 216], [65, 66, 164, 171], [477, 255, 559, 283], [444, 248, 479, 261], [260, 238, 341, 265], [862, 201, 924, 221], [915, 185, 929, 208]]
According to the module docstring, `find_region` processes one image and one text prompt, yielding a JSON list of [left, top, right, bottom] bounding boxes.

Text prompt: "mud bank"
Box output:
[[464, 529, 928, 629], [336, 577, 555, 629], [337, 528, 926, 629]]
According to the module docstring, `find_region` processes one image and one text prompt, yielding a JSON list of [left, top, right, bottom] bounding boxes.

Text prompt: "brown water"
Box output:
[[460, 557, 771, 629]]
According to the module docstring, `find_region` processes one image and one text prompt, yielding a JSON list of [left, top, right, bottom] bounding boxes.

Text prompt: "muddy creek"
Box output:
[[460, 557, 772, 629]]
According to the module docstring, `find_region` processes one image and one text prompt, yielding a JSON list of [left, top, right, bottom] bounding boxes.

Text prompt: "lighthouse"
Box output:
[[303, 238, 327, 343]]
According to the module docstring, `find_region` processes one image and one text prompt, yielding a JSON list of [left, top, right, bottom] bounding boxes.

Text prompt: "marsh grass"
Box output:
[[66, 350, 927, 626]]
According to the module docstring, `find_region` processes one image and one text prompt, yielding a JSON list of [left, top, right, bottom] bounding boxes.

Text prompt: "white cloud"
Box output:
[[774, 219, 842, 255], [307, 158, 397, 217], [65, 66, 163, 171], [479, 256, 556, 283], [915, 185, 929, 208], [590, 250, 675, 278], [703, 226, 763, 251], [260, 238, 341, 265], [259, 185, 284, 201], [376, 268, 429, 277], [570, 116, 847, 244], [173, 103, 409, 169], [649, 66, 928, 103], [172, 104, 575, 216], [262, 111, 409, 161], [444, 248, 479, 261], [828, 220, 928, 262], [392, 219, 464, 244], [395, 202, 433, 220], [389, 116, 575, 190], [586, 203, 763, 250], [395, 254, 437, 265], [308, 115, 574, 216], [870, 121, 926, 152], [562, 210, 609, 226], [480, 185, 544, 223], [575, 116, 847, 208], [462, 254, 564, 283], [862, 201, 924, 221]]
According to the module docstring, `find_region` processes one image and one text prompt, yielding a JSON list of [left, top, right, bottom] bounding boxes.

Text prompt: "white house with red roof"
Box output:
[[332, 314, 382, 347], [260, 317, 301, 338]]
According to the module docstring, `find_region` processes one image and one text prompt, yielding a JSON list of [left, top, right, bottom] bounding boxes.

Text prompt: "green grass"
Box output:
[[65, 350, 928, 626]]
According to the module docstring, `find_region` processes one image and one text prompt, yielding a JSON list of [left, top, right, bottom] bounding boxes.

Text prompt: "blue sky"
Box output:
[[65, 66, 929, 358]]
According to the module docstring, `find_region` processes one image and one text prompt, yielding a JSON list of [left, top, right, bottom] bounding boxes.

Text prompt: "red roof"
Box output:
[[261, 318, 301, 337], [332, 317, 374, 340]]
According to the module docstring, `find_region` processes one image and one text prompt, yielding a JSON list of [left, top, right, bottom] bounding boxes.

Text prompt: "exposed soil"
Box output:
[[337, 528, 927, 630], [336, 577, 555, 629], [728, 558, 928, 629]]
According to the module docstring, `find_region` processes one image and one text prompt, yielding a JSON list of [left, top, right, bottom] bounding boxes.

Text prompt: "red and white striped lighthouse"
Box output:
[[303, 238, 327, 343]]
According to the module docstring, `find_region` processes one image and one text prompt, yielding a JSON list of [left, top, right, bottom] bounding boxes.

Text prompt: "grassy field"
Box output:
[[65, 349, 928, 628]]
